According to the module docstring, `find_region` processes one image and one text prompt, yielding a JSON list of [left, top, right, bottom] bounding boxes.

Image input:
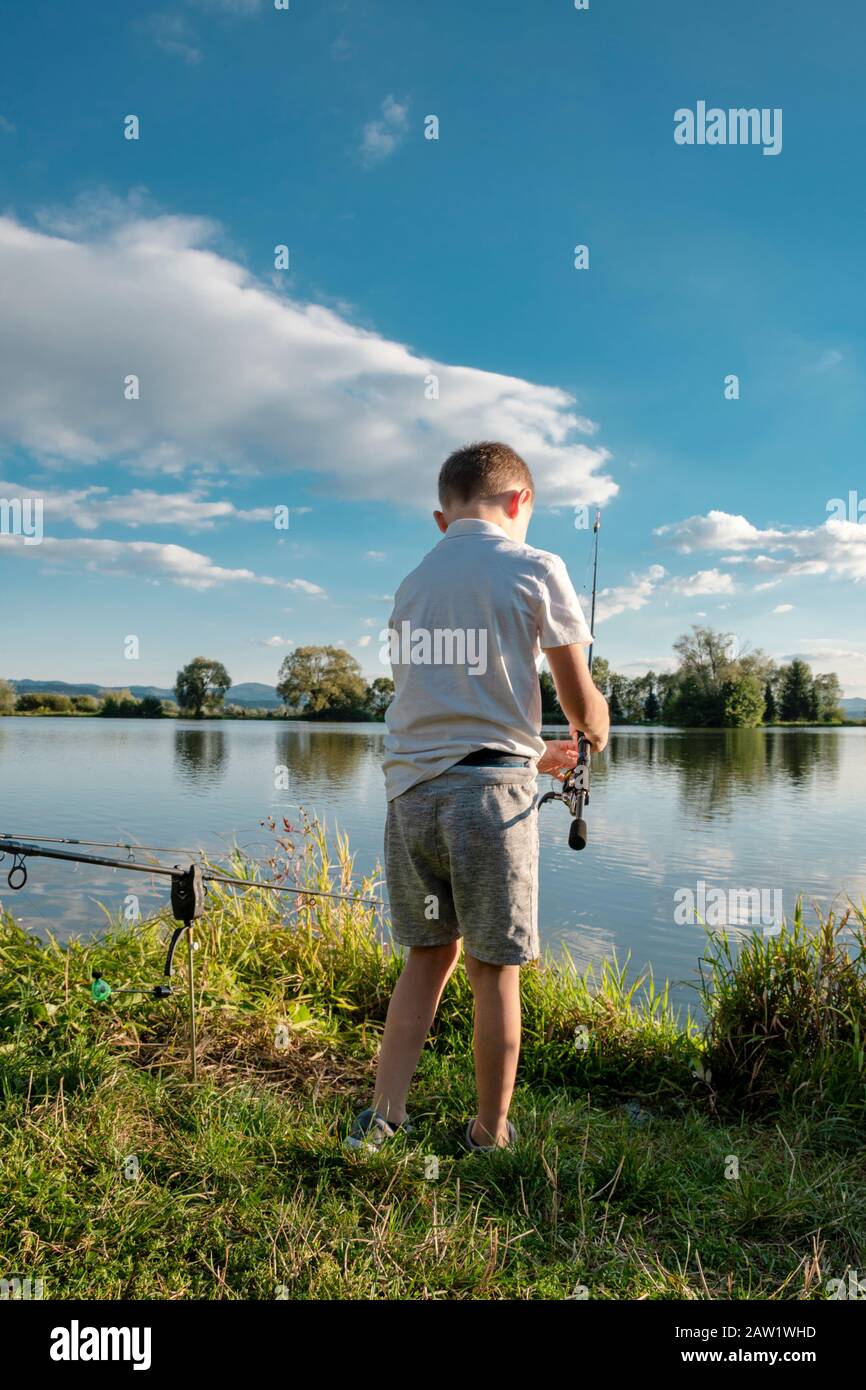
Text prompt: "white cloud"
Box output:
[[0, 479, 272, 530], [595, 565, 666, 623], [0, 532, 316, 592], [0, 116, 15, 135], [286, 578, 325, 595], [805, 348, 843, 373], [357, 635, 372, 648], [667, 568, 734, 596], [145, 14, 202, 64], [655, 510, 866, 584], [361, 96, 409, 164], [0, 210, 617, 512], [256, 635, 293, 647], [365, 550, 385, 560], [772, 603, 794, 614]]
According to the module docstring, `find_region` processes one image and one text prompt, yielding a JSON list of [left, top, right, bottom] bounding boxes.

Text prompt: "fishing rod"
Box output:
[[0, 835, 382, 1081], [0, 831, 204, 860], [0, 838, 380, 906], [538, 508, 600, 851]]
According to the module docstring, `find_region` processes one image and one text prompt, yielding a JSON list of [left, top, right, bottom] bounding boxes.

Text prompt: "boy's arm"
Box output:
[[544, 643, 610, 752]]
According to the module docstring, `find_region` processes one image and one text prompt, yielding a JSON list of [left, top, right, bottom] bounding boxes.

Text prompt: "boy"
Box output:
[[347, 441, 609, 1152]]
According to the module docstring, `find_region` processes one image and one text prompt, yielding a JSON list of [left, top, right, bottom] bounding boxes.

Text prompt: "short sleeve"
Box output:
[[537, 555, 593, 649]]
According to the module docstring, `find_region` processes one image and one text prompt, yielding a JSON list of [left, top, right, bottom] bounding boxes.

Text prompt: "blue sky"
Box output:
[[1, 0, 864, 694]]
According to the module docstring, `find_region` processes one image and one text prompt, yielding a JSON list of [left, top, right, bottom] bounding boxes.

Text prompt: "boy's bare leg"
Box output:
[[464, 955, 521, 1146], [371, 941, 462, 1126]]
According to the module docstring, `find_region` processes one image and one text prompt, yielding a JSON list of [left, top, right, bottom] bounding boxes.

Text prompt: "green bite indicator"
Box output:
[[90, 971, 112, 1002]]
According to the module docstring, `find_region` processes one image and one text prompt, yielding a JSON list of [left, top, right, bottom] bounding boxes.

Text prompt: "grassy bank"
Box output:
[[1, 821, 864, 1300]]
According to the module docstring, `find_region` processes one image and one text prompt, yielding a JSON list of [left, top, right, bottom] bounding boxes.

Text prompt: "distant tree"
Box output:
[[763, 680, 777, 722], [720, 675, 765, 728], [590, 656, 610, 697], [175, 658, 232, 718], [539, 669, 563, 719], [100, 693, 141, 717], [0, 679, 15, 714], [778, 659, 814, 722], [277, 646, 367, 714], [657, 671, 679, 722], [608, 674, 628, 725], [665, 672, 722, 727], [673, 626, 735, 688], [367, 676, 395, 718], [813, 672, 844, 723], [16, 691, 72, 713], [71, 694, 100, 712], [644, 688, 661, 722]]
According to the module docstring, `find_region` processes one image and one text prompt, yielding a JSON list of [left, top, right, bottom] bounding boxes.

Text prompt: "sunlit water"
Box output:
[[2, 718, 864, 1013]]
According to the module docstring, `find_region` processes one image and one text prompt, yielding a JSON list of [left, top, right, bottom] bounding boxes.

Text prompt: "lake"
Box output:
[[1, 718, 864, 1013]]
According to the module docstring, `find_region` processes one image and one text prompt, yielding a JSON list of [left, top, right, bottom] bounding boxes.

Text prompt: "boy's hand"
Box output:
[[575, 726, 608, 754], [536, 738, 581, 781]]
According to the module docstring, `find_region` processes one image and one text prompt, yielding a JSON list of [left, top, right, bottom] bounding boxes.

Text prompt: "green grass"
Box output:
[[1, 818, 864, 1300]]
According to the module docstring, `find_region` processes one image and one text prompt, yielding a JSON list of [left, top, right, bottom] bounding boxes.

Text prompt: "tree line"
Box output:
[[1, 628, 848, 727], [541, 626, 845, 727]]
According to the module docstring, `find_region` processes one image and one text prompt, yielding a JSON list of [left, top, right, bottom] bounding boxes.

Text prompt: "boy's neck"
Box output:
[[444, 508, 526, 543]]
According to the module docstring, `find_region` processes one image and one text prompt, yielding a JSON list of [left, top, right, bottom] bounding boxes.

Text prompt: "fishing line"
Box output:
[[0, 832, 203, 859]]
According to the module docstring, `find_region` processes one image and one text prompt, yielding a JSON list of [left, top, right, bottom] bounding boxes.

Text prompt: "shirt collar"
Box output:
[[441, 518, 510, 540]]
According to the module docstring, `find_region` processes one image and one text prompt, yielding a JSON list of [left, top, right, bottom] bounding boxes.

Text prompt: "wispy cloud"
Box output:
[[0, 480, 271, 530], [361, 95, 409, 165], [0, 533, 320, 593], [0, 115, 15, 135], [286, 578, 325, 595], [145, 14, 202, 65], [596, 565, 666, 623], [804, 348, 843, 374]]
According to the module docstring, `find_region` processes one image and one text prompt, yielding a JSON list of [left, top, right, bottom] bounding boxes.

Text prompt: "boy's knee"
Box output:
[[464, 952, 515, 981], [409, 941, 461, 966]]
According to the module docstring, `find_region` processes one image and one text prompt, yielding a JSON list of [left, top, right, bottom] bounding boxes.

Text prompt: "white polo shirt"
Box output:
[[382, 518, 593, 800]]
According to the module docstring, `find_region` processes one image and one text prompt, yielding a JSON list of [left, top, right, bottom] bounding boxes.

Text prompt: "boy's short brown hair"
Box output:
[[438, 441, 535, 508]]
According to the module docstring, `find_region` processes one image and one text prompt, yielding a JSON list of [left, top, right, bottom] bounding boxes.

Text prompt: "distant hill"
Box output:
[[841, 697, 866, 717], [9, 678, 281, 710]]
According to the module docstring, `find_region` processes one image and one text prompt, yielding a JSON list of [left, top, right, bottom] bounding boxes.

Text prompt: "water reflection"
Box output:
[[173, 726, 228, 787], [275, 726, 372, 792]]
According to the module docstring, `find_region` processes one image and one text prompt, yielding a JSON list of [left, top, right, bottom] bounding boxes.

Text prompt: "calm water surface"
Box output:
[[1, 718, 864, 1012]]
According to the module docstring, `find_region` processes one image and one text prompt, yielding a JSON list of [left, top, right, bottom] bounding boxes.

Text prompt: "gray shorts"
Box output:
[[384, 764, 540, 966]]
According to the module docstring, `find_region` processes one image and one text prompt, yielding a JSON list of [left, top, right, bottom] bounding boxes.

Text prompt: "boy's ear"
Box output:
[[505, 488, 532, 519], [433, 509, 448, 534]]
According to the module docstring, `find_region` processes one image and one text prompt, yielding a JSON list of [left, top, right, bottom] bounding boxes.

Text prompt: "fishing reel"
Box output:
[[538, 736, 591, 851]]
